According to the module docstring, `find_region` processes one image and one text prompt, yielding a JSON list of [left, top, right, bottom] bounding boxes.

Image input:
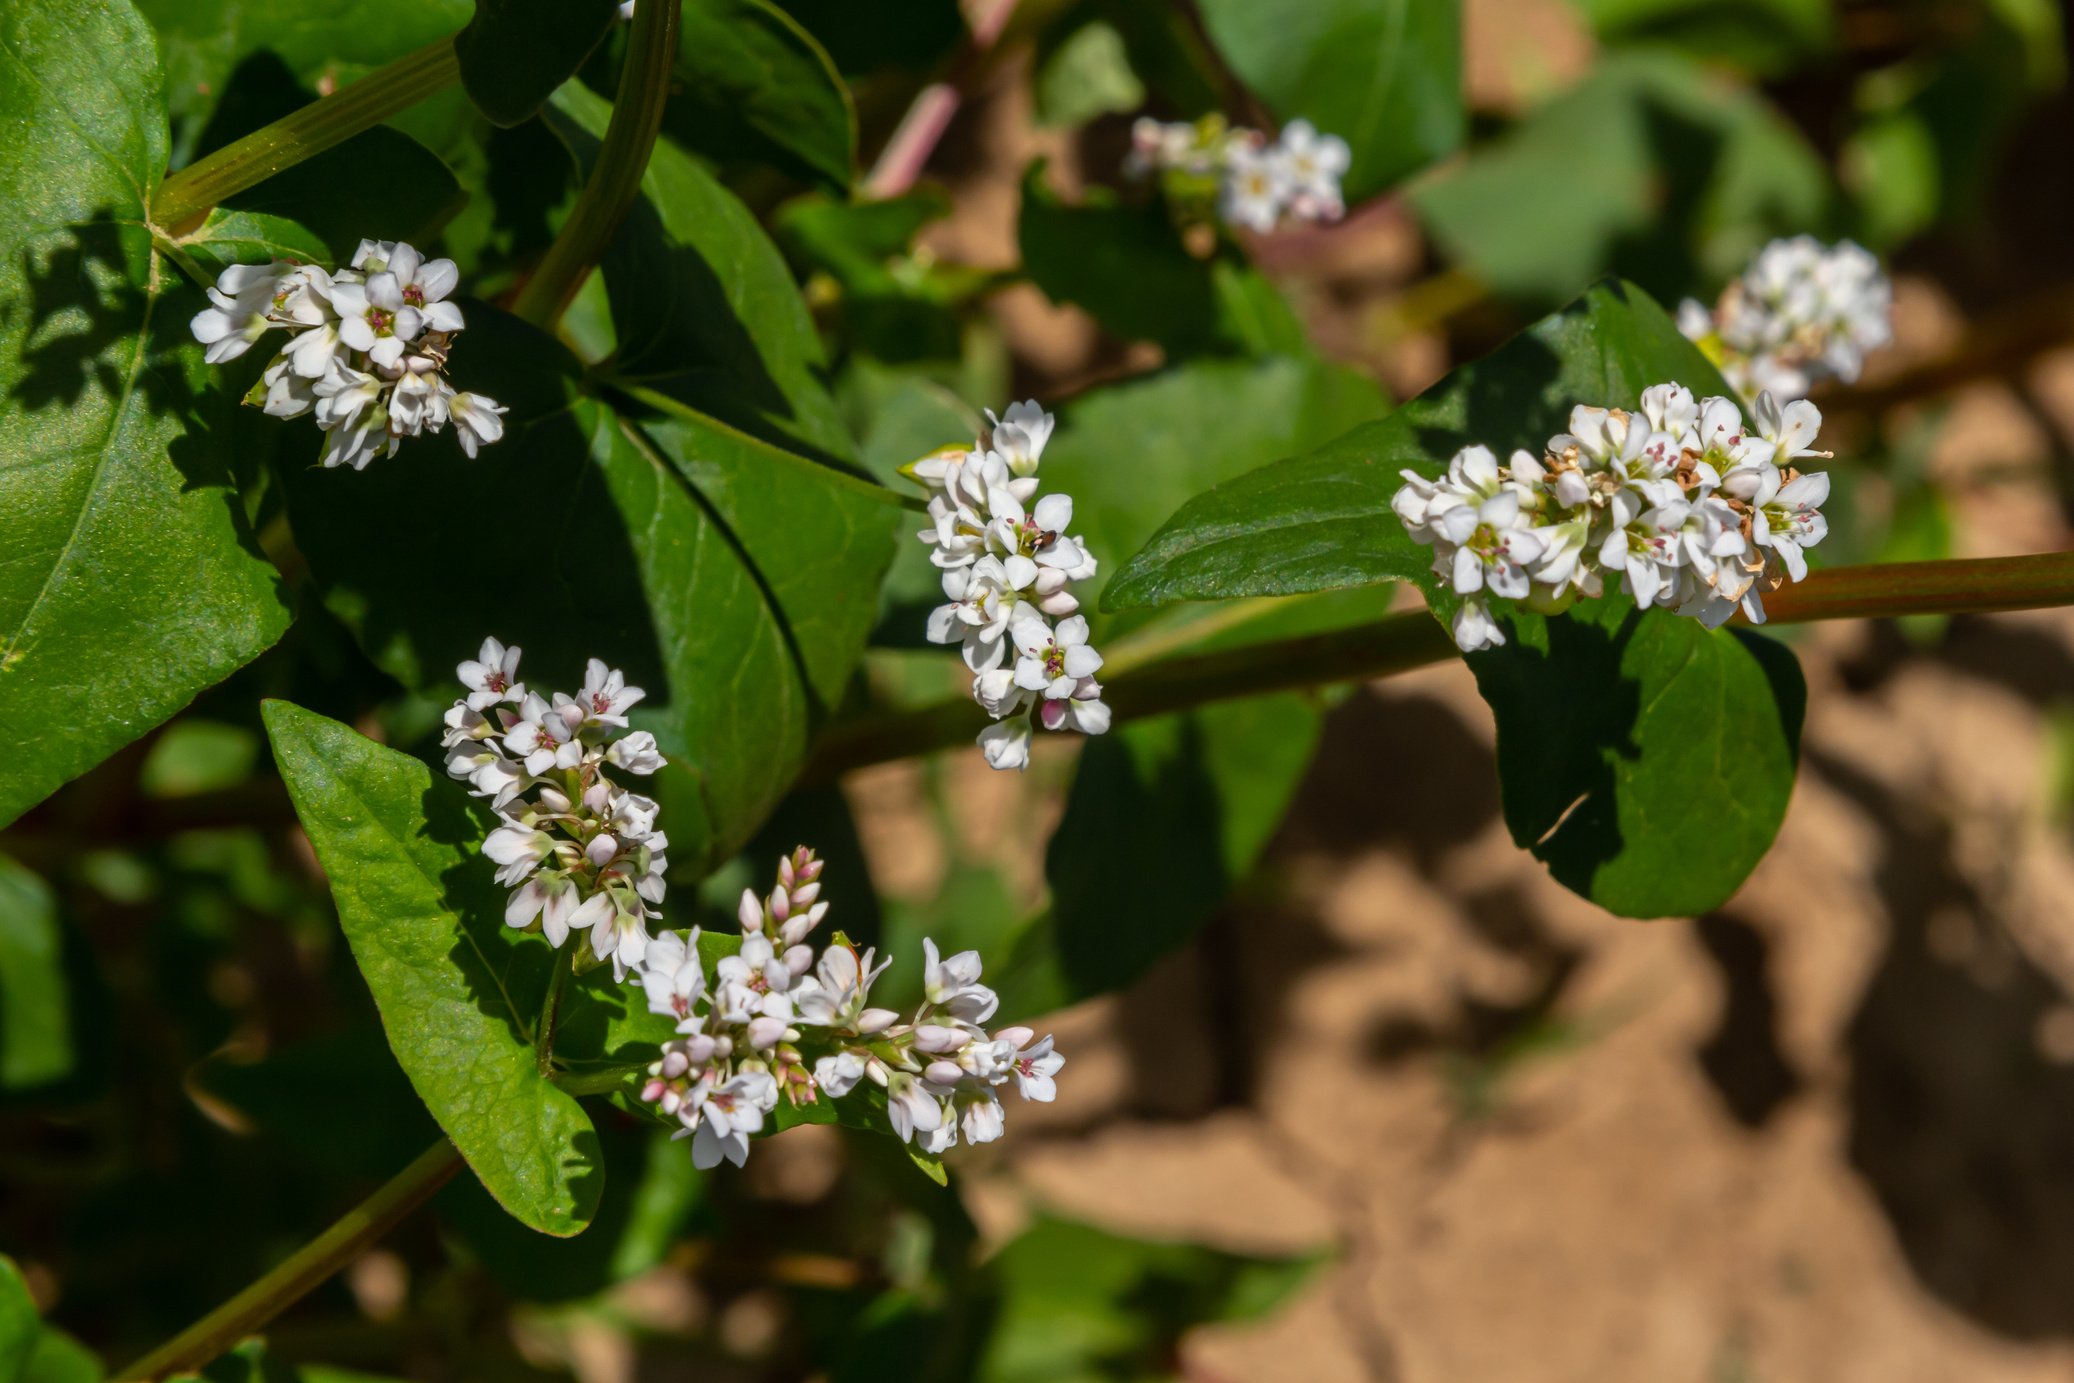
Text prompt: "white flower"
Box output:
[[958, 1088, 1006, 1144], [793, 943, 890, 1029], [1440, 490, 1544, 601], [977, 717, 1032, 771], [1272, 119, 1349, 222], [257, 356, 318, 419], [503, 693, 586, 775], [190, 287, 273, 363], [1219, 140, 1286, 232], [987, 400, 1054, 477], [923, 937, 999, 1025], [642, 929, 707, 1030], [575, 658, 646, 728], [1451, 596, 1506, 652], [459, 637, 525, 711], [312, 365, 395, 471], [1011, 614, 1103, 699], [686, 1070, 773, 1169], [814, 1050, 867, 1099], [1008, 1034, 1064, 1102], [886, 1073, 947, 1145], [329, 274, 422, 371], [380, 242, 465, 333], [1037, 678, 1109, 735], [987, 488, 1085, 573], [926, 556, 1025, 672], [450, 392, 507, 458], [606, 730, 666, 775], [507, 871, 580, 946], [568, 883, 652, 981]]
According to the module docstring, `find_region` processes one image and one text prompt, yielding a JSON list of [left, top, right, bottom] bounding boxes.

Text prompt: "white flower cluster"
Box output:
[[904, 401, 1110, 772], [1679, 236, 1893, 403], [1392, 384, 1833, 651], [1126, 115, 1349, 232], [441, 638, 668, 980], [188, 239, 507, 470], [637, 848, 1065, 1170]]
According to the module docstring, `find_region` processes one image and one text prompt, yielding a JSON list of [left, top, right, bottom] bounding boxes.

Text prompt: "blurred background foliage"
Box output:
[[4, 0, 2071, 1377]]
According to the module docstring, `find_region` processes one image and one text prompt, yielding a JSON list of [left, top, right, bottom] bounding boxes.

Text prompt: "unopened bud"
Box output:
[[913, 1024, 964, 1053], [855, 1008, 898, 1035], [924, 1060, 964, 1087]]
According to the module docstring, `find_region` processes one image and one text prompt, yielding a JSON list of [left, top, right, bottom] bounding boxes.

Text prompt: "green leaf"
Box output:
[[278, 307, 898, 876], [456, 0, 618, 127], [0, 0, 293, 830], [262, 700, 601, 1236], [976, 1218, 1322, 1383], [1032, 19, 1146, 130], [169, 210, 330, 276], [1105, 280, 1806, 917], [1410, 51, 1832, 307], [1467, 597, 1805, 916], [547, 83, 857, 464], [668, 0, 857, 192], [1195, 0, 1463, 202], [0, 1257, 99, 1383], [0, 856, 75, 1091]]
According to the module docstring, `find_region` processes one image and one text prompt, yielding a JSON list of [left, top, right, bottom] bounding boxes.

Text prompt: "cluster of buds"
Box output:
[[1392, 384, 1833, 651], [188, 239, 507, 470], [441, 638, 668, 979], [637, 849, 1064, 1170], [1126, 114, 1349, 232], [1679, 236, 1893, 404], [904, 401, 1110, 771]]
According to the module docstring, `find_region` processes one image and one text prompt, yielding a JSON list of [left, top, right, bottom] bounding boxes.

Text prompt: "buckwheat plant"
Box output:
[[1679, 235, 1894, 404], [440, 638, 667, 979], [904, 401, 1110, 770], [189, 238, 507, 469], [637, 848, 1064, 1169], [1392, 384, 1834, 651], [1126, 115, 1351, 231]]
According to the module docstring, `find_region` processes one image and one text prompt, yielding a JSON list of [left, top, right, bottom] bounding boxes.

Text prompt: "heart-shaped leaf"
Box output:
[[263, 700, 601, 1236], [0, 0, 292, 828]]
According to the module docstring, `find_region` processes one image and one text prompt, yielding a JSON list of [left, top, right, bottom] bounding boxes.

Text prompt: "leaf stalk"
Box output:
[[152, 37, 463, 228], [511, 0, 682, 329]]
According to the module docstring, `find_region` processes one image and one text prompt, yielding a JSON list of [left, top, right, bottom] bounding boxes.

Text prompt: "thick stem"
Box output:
[[113, 1140, 462, 1382], [511, 0, 681, 329], [152, 38, 462, 229], [805, 550, 2074, 779], [1754, 550, 2074, 623]]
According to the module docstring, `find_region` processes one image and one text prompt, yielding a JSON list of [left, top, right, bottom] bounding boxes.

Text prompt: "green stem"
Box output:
[[512, 0, 681, 329], [113, 1140, 462, 1382], [152, 37, 463, 229], [804, 550, 2074, 780], [552, 1065, 645, 1096], [538, 948, 573, 1075]]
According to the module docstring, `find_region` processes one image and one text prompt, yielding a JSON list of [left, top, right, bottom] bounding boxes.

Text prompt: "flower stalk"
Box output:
[[805, 549, 2074, 780], [152, 37, 463, 229], [511, 0, 681, 329], [113, 1140, 463, 1382]]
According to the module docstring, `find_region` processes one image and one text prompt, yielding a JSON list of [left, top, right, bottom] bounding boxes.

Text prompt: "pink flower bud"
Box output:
[[585, 834, 618, 868], [737, 888, 762, 934], [913, 1024, 964, 1053], [782, 943, 814, 976], [856, 1008, 898, 1035], [770, 886, 790, 923], [791, 880, 821, 907], [994, 1025, 1035, 1049], [924, 1060, 964, 1087]]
